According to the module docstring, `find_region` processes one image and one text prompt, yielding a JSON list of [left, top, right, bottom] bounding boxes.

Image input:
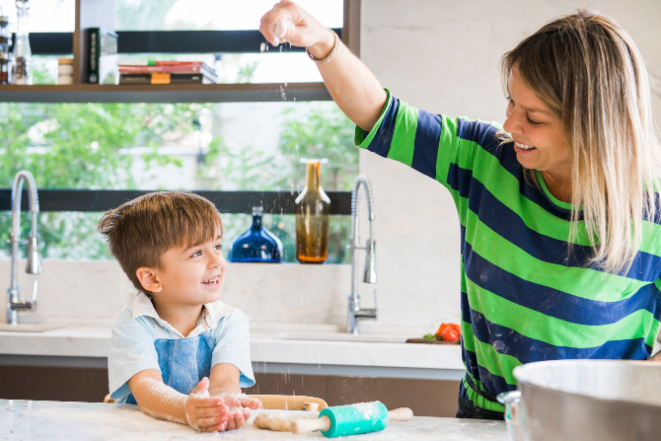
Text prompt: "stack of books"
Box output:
[[118, 61, 218, 85]]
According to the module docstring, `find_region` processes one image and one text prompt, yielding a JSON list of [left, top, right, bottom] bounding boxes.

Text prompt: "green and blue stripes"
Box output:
[[355, 91, 661, 413]]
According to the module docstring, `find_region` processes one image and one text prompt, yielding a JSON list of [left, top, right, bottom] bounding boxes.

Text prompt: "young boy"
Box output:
[[99, 191, 261, 432]]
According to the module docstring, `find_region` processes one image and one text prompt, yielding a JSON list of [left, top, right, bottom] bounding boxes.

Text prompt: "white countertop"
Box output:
[[1, 399, 508, 441], [0, 325, 465, 380]]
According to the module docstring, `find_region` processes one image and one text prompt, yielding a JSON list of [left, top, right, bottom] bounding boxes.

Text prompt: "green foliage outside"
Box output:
[[2, 64, 357, 264], [0, 99, 211, 259]]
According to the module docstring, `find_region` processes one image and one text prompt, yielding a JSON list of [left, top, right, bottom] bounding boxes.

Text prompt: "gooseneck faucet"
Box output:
[[347, 175, 377, 334], [7, 170, 41, 325]]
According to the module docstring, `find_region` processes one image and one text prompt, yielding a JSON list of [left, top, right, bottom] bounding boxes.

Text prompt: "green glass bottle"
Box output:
[[295, 159, 331, 263]]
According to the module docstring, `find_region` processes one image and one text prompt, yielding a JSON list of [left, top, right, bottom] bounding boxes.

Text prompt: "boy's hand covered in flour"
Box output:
[[220, 393, 262, 431], [185, 377, 261, 431], [185, 378, 230, 432]]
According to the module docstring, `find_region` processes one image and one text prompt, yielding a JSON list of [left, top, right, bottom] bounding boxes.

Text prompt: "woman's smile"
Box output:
[[514, 140, 536, 154]]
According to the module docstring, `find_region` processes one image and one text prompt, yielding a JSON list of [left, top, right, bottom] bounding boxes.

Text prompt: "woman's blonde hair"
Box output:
[[501, 10, 661, 274]]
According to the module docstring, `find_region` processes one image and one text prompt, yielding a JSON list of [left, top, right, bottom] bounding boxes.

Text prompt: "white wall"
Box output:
[[0, 260, 350, 329], [359, 0, 661, 329]]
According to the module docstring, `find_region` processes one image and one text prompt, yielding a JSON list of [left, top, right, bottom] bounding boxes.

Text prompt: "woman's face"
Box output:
[[503, 66, 571, 179]]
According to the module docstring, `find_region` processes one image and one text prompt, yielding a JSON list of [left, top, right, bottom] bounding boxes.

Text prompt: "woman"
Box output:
[[260, 2, 661, 419]]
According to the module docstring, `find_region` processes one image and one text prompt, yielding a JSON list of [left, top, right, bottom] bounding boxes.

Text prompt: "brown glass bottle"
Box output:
[[295, 159, 331, 263]]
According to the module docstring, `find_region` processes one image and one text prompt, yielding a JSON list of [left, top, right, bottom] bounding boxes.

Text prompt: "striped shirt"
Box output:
[[355, 90, 661, 412]]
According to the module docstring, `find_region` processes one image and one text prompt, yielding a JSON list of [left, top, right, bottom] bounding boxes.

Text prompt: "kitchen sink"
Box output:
[[267, 332, 409, 344], [0, 323, 63, 332]]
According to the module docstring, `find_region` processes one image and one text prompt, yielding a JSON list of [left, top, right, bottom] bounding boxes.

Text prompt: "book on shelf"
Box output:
[[119, 72, 217, 85], [86, 28, 119, 84], [117, 60, 206, 66], [117, 61, 217, 80]]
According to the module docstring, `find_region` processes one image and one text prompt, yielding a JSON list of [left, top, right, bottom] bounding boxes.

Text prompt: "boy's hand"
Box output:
[[185, 378, 229, 432], [222, 396, 262, 431]]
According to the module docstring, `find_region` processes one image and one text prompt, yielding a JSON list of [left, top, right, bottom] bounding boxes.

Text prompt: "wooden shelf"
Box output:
[[0, 82, 332, 103]]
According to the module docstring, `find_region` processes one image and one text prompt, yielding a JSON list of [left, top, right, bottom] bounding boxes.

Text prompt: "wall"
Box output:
[[359, 0, 661, 329], [0, 260, 351, 329]]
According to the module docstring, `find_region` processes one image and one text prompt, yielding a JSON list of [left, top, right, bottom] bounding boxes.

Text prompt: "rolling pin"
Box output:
[[290, 401, 413, 437]]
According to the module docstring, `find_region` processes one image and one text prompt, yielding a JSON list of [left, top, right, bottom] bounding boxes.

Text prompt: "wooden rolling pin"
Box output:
[[290, 401, 413, 437]]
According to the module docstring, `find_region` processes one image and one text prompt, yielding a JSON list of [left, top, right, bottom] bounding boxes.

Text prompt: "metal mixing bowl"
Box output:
[[512, 360, 661, 441]]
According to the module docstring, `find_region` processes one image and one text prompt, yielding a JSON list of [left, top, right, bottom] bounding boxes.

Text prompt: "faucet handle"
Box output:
[[362, 239, 377, 284], [354, 290, 378, 320], [30, 279, 38, 304], [26, 235, 41, 275]]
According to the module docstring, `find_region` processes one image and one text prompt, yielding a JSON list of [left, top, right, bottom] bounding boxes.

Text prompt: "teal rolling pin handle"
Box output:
[[290, 401, 414, 437]]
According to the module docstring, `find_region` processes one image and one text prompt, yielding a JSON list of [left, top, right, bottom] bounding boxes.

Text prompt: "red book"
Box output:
[[117, 60, 205, 66], [150, 61, 204, 66], [119, 65, 206, 73]]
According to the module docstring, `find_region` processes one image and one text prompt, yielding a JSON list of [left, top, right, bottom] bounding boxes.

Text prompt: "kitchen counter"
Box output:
[[1, 399, 508, 441], [0, 325, 465, 380]]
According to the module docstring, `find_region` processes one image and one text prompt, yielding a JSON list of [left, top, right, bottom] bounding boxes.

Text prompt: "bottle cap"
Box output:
[[252, 206, 264, 215], [299, 158, 328, 164], [58, 58, 74, 65]]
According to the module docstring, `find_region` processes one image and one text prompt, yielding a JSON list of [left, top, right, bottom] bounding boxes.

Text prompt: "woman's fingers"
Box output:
[[259, 2, 293, 45], [259, 0, 324, 48]]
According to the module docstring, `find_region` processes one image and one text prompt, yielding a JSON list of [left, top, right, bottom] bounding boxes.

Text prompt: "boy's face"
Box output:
[[150, 231, 227, 308]]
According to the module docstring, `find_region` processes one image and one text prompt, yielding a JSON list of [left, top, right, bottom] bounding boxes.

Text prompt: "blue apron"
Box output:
[[125, 332, 216, 405]]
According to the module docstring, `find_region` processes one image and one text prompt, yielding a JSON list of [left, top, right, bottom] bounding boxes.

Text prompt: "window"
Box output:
[[0, 0, 357, 264]]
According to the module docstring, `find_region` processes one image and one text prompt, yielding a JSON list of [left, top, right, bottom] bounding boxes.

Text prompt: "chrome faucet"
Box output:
[[6, 170, 41, 325], [347, 175, 377, 334]]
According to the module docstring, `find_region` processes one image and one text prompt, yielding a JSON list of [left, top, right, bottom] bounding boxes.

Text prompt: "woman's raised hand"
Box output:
[[259, 0, 387, 132], [259, 1, 334, 59]]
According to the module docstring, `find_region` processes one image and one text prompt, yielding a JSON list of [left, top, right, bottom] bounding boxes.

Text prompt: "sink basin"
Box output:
[[268, 332, 408, 344], [0, 323, 63, 332]]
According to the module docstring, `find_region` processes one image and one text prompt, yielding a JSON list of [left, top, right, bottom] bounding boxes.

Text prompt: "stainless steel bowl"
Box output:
[[512, 360, 661, 441]]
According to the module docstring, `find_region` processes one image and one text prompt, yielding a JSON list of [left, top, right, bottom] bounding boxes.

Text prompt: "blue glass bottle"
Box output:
[[229, 206, 283, 263]]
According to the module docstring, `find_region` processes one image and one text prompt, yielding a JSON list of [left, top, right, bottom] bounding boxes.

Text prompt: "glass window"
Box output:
[[114, 0, 343, 83], [0, 99, 356, 263], [0, 0, 75, 33], [114, 0, 343, 31], [1, 0, 354, 264]]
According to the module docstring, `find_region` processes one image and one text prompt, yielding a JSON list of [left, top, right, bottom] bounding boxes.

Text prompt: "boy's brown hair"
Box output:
[[98, 191, 223, 292]]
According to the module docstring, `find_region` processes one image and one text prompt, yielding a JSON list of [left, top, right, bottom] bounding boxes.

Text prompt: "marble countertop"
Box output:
[[0, 325, 465, 379], [1, 400, 508, 441]]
